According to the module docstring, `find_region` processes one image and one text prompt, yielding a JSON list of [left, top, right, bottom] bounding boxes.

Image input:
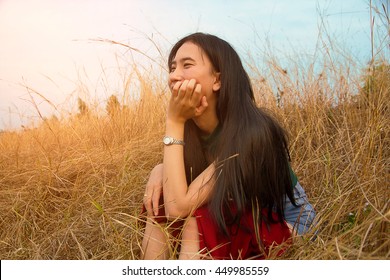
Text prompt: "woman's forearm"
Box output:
[[162, 78, 211, 218], [162, 120, 215, 219], [162, 119, 189, 218]]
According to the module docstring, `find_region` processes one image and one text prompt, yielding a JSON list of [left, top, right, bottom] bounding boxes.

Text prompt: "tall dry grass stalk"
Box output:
[[0, 5, 389, 259]]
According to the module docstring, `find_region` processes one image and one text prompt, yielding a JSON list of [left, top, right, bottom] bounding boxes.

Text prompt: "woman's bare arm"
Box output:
[[162, 79, 211, 219]]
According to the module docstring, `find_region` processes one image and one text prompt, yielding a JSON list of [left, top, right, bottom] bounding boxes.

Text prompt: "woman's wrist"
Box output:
[[166, 118, 185, 130], [166, 114, 186, 125], [165, 118, 185, 138]]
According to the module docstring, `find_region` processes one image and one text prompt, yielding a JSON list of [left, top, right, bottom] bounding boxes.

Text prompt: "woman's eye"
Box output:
[[184, 64, 192, 68]]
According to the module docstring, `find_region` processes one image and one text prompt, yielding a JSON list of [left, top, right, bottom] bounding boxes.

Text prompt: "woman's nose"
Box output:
[[169, 68, 183, 84]]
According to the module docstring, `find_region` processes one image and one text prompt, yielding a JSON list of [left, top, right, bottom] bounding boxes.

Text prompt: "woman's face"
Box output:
[[169, 42, 220, 102]]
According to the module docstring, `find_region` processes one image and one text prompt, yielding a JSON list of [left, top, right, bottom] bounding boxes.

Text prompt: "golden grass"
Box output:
[[0, 29, 389, 259], [0, 86, 167, 259]]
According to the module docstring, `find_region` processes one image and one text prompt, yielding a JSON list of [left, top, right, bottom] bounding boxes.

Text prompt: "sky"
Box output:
[[0, 0, 381, 130]]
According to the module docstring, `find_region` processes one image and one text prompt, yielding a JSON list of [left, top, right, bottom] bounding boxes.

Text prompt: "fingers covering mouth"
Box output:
[[170, 81, 181, 92]]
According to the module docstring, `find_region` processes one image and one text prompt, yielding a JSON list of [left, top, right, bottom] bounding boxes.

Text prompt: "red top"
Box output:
[[142, 197, 291, 259], [194, 205, 291, 259]]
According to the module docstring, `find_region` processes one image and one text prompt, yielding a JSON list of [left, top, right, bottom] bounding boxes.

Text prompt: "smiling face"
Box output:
[[168, 42, 220, 106]]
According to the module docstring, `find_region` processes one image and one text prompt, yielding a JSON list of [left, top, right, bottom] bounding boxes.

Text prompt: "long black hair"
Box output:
[[168, 32, 296, 236]]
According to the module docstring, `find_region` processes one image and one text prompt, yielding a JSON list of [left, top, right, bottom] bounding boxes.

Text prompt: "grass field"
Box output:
[[0, 8, 389, 259]]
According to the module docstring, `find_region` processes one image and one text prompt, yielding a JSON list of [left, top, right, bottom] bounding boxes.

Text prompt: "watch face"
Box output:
[[163, 137, 172, 145]]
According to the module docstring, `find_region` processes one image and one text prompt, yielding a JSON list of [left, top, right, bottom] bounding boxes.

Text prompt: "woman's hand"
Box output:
[[167, 79, 208, 124], [143, 163, 163, 216]]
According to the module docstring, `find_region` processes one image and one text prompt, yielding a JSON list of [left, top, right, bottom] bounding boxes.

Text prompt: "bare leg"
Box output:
[[141, 218, 169, 259], [179, 217, 200, 260]]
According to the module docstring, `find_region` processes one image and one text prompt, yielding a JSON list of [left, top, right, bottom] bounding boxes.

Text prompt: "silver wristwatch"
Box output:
[[163, 136, 185, 146]]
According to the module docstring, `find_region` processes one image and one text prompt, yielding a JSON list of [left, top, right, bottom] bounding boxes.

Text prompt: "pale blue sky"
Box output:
[[0, 0, 382, 130]]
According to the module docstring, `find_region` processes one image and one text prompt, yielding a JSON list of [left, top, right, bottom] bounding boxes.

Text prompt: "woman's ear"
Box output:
[[213, 72, 221, 92]]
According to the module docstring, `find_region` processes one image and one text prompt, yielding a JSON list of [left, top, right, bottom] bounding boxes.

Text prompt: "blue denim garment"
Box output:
[[284, 181, 316, 235]]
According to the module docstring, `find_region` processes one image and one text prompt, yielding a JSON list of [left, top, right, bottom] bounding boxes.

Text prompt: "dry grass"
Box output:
[[0, 14, 389, 259], [0, 84, 167, 259]]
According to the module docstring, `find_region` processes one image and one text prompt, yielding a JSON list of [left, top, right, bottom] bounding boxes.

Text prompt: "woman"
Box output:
[[141, 33, 316, 260]]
